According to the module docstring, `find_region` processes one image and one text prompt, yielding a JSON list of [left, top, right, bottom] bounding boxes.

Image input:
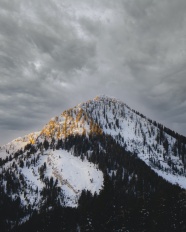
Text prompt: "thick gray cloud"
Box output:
[[1, 0, 186, 145]]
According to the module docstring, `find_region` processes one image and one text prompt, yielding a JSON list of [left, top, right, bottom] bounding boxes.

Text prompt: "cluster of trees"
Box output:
[[40, 177, 62, 207]]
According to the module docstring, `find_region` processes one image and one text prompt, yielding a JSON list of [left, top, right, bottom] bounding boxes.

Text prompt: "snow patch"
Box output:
[[45, 150, 104, 207]]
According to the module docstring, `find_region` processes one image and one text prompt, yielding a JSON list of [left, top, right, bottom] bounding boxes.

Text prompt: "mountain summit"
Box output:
[[1, 95, 186, 231]]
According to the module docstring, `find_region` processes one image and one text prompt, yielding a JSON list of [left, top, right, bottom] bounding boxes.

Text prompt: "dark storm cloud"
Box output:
[[1, 0, 186, 145]]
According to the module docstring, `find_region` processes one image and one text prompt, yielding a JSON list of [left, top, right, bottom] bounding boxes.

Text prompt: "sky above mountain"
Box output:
[[1, 0, 186, 145]]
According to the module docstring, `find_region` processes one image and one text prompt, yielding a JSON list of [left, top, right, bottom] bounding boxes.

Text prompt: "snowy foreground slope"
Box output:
[[45, 150, 103, 207], [1, 94, 186, 213], [0, 148, 103, 209]]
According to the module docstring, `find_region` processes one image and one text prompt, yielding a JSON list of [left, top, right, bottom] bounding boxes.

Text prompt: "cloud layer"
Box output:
[[1, 0, 186, 145]]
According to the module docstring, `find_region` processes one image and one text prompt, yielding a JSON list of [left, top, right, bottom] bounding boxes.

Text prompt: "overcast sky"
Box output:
[[1, 0, 186, 145]]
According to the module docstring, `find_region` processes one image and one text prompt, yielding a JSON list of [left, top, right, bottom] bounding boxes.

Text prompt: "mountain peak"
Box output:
[[77, 95, 127, 112], [93, 94, 122, 103]]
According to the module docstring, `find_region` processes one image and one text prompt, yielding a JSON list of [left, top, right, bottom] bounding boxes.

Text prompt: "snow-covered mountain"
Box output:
[[26, 95, 186, 187], [1, 95, 186, 230]]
